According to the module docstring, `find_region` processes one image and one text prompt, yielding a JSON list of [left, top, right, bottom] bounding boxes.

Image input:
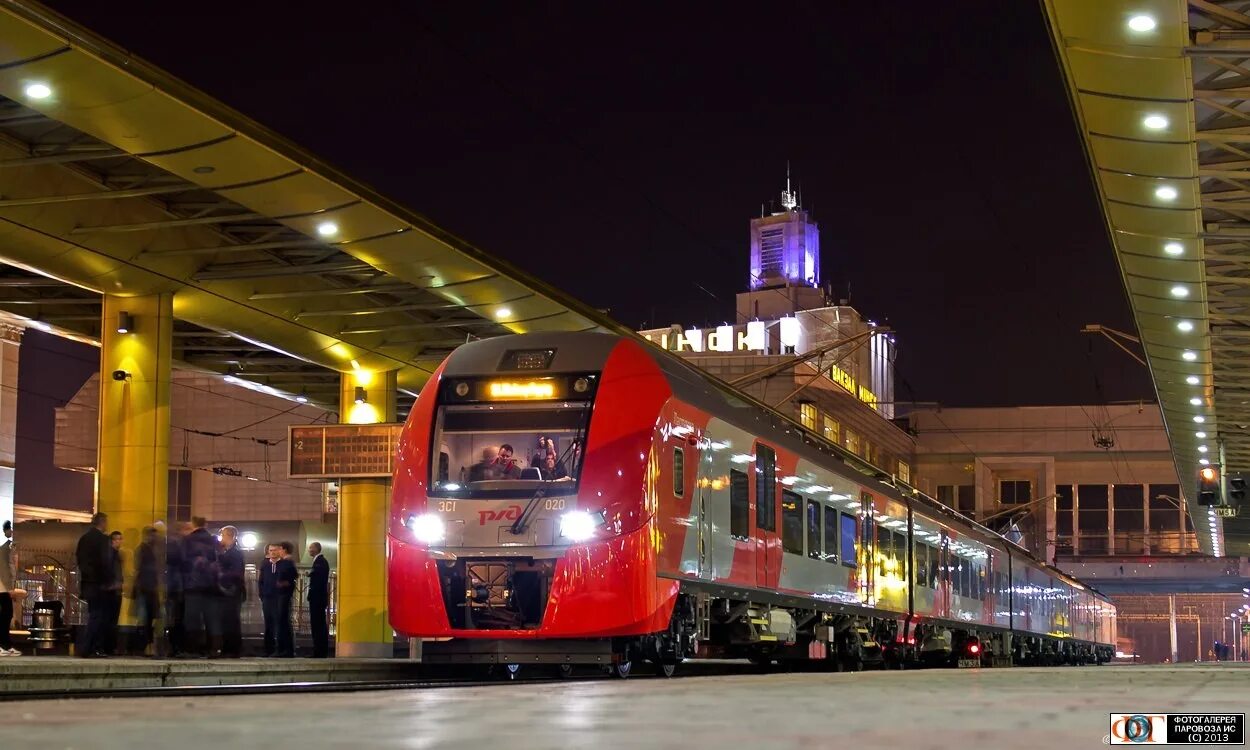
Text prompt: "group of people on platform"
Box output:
[[73, 512, 331, 659]]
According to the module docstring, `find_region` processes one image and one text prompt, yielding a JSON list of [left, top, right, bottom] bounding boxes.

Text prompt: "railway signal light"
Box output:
[[1198, 466, 1221, 506], [1228, 473, 1247, 506]]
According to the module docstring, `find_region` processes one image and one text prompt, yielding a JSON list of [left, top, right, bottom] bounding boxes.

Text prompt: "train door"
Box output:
[[939, 530, 952, 619], [754, 443, 777, 588], [859, 491, 875, 604], [696, 481, 712, 580]]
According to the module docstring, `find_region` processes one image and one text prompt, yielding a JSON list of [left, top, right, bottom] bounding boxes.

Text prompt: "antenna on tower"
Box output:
[[781, 161, 798, 211]]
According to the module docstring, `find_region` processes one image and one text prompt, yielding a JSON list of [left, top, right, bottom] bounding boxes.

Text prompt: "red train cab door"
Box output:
[[754, 443, 778, 588]]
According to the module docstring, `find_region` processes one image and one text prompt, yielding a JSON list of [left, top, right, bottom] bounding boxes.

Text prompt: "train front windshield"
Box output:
[[429, 401, 590, 496]]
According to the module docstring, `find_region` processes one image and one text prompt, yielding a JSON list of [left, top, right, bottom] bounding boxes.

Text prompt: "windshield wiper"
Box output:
[[510, 421, 586, 535]]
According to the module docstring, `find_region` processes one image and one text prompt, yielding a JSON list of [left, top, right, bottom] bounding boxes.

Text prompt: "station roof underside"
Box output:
[[0, 1, 625, 411], [1043, 0, 1250, 556]]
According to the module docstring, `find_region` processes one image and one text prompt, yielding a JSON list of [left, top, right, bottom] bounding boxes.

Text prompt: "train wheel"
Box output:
[[557, 663, 575, 679], [610, 660, 633, 679], [653, 661, 676, 678]]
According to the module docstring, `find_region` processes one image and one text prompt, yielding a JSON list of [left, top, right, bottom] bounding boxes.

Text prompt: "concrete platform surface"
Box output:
[[0, 656, 423, 692], [1, 663, 1247, 749]]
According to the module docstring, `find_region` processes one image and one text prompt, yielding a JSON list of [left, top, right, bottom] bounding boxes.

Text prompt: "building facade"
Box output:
[[54, 370, 333, 523], [638, 177, 911, 479]]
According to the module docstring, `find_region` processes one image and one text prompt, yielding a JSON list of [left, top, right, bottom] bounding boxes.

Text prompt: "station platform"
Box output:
[[0, 662, 1245, 749], [0, 656, 423, 694]]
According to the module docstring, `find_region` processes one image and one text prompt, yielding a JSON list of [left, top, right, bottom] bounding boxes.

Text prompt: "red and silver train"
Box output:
[[389, 332, 1116, 675]]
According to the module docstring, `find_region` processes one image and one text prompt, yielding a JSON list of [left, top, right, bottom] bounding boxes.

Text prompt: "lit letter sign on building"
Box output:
[[746, 321, 766, 351], [713, 325, 734, 352]]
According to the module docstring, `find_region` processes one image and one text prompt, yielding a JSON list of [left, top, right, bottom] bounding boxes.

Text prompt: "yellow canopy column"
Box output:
[[335, 368, 397, 658], [97, 293, 173, 629]]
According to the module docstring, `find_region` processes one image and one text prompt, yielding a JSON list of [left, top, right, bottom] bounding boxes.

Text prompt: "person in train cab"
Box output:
[[162, 521, 189, 657], [132, 526, 159, 655], [275, 541, 298, 658], [258, 543, 282, 657], [74, 512, 112, 658], [306, 541, 330, 658], [216, 526, 245, 658], [471, 444, 521, 481], [181, 516, 219, 657], [103, 531, 125, 654], [0, 520, 17, 656]]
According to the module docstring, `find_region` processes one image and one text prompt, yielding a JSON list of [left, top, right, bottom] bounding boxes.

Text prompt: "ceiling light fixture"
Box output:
[[1196, 431, 1207, 438], [1190, 397, 1202, 406], [1177, 320, 1194, 332], [495, 307, 511, 319], [317, 221, 338, 237], [1170, 285, 1189, 298], [1155, 186, 1178, 201], [1182, 350, 1198, 361], [1128, 15, 1157, 32], [1143, 114, 1168, 130], [1164, 242, 1184, 256], [1194, 415, 1206, 423], [1186, 376, 1200, 385], [24, 83, 51, 99]]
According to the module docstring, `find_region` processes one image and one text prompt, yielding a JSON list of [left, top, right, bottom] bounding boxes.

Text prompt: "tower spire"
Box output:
[[781, 161, 798, 211]]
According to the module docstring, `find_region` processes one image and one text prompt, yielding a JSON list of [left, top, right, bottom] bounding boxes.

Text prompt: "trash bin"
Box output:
[[28, 600, 65, 651]]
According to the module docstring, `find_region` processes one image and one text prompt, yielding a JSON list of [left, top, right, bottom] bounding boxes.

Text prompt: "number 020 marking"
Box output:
[[543, 498, 566, 511], [437, 501, 456, 512]]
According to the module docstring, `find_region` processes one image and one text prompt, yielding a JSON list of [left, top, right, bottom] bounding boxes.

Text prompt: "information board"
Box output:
[[288, 423, 404, 480]]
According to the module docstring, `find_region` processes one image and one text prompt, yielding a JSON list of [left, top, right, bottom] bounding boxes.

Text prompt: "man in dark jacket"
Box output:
[[102, 531, 124, 654], [163, 521, 188, 657], [307, 542, 330, 658], [132, 526, 159, 655], [74, 513, 111, 657], [276, 541, 298, 657], [216, 526, 245, 658], [258, 543, 282, 657], [181, 517, 218, 657]]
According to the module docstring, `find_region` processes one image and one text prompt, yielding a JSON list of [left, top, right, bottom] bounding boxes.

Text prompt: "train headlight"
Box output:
[[408, 513, 446, 544], [559, 510, 598, 542]]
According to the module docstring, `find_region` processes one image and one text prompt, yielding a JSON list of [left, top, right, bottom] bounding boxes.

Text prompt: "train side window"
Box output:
[[781, 490, 803, 555], [437, 452, 450, 483], [875, 522, 891, 577], [673, 447, 684, 498], [755, 444, 776, 531], [976, 564, 985, 600], [806, 499, 822, 560], [729, 469, 749, 540], [892, 531, 907, 579], [915, 544, 928, 587], [840, 513, 858, 568], [822, 505, 839, 563]]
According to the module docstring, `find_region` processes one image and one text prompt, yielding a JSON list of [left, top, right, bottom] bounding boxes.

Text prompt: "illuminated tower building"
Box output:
[[740, 168, 826, 320]]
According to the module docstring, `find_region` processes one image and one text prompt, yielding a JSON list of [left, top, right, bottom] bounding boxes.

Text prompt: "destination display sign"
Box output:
[[288, 423, 404, 479]]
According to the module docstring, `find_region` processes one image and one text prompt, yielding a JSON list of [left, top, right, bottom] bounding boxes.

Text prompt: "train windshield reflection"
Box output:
[[430, 402, 590, 495]]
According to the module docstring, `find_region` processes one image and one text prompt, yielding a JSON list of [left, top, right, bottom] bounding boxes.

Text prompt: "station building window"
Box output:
[[781, 490, 803, 555], [844, 428, 861, 456], [957, 485, 976, 517], [897, 460, 910, 484], [1055, 484, 1075, 553], [822, 414, 840, 444], [167, 469, 192, 523], [999, 479, 1031, 505], [1113, 484, 1144, 554], [799, 402, 817, 430], [1078, 484, 1109, 554], [937, 485, 955, 507]]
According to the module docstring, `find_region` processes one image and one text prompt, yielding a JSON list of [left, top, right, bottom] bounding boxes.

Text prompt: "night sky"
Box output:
[[32, 1, 1154, 408]]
